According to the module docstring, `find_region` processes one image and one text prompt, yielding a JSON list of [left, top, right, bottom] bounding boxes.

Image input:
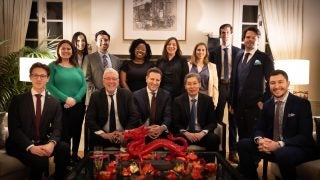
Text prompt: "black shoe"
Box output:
[[71, 155, 82, 163]]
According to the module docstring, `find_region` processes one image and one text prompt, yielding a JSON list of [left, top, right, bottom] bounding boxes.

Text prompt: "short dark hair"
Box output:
[[95, 30, 110, 42], [129, 38, 152, 61], [29, 62, 50, 76], [184, 73, 201, 85], [147, 67, 162, 77], [269, 69, 289, 81], [219, 24, 233, 35], [242, 26, 261, 40]]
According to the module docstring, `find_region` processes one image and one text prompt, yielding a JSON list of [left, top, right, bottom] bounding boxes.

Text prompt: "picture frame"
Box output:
[[123, 0, 187, 40]]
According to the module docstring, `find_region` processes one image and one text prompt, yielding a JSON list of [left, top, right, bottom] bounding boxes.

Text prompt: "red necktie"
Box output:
[[35, 94, 42, 140], [149, 92, 156, 125]]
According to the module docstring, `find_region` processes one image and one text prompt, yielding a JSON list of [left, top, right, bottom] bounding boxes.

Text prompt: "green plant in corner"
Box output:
[[0, 44, 55, 112]]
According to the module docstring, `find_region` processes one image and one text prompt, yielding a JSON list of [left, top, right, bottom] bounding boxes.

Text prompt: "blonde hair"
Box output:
[[189, 42, 209, 66]]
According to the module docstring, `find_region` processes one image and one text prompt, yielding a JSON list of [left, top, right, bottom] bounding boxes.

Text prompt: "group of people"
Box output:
[[5, 24, 318, 180]]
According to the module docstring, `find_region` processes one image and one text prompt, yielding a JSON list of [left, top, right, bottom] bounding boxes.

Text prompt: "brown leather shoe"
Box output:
[[228, 152, 239, 164]]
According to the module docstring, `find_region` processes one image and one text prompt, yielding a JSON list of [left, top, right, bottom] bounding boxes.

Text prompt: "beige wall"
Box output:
[[69, 0, 320, 114]]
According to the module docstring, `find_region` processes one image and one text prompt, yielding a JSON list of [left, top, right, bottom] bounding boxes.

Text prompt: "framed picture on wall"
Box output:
[[123, 0, 187, 40]]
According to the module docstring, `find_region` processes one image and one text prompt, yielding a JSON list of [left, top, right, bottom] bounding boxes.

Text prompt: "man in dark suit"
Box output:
[[83, 30, 121, 104], [237, 70, 317, 180], [172, 73, 220, 151], [85, 68, 139, 150], [209, 24, 242, 163], [133, 67, 171, 139], [6, 62, 69, 180], [230, 26, 274, 139]]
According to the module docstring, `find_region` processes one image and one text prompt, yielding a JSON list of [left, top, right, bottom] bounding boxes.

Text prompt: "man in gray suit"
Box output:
[[83, 30, 121, 104]]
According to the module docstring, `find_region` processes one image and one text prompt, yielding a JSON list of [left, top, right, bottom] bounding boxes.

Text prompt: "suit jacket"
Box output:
[[255, 93, 316, 150], [133, 87, 171, 127], [230, 50, 274, 109], [85, 88, 139, 132], [6, 92, 62, 151], [84, 52, 121, 90], [172, 93, 217, 132], [209, 45, 242, 81]]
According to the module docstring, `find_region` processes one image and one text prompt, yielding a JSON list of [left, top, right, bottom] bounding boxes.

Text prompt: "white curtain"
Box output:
[[260, 0, 303, 60], [0, 0, 32, 56]]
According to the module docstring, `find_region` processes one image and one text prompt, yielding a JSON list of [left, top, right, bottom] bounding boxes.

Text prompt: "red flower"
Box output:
[[141, 163, 155, 175], [121, 167, 131, 176], [167, 171, 177, 180], [204, 163, 218, 173], [186, 152, 198, 161]]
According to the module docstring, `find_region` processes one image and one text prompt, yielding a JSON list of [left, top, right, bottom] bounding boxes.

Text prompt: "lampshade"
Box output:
[[274, 59, 309, 85], [19, 57, 54, 82]]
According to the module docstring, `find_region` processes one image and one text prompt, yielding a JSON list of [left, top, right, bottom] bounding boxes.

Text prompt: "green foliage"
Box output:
[[0, 46, 55, 111]]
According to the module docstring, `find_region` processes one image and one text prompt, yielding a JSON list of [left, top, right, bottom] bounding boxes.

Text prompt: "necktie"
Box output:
[[109, 95, 116, 132], [102, 55, 108, 68], [35, 94, 42, 140], [273, 101, 283, 141], [223, 48, 229, 80], [189, 99, 197, 132], [149, 92, 156, 125], [243, 52, 251, 64]]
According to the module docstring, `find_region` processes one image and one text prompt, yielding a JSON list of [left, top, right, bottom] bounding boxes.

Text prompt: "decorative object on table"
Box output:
[[123, 126, 188, 162]]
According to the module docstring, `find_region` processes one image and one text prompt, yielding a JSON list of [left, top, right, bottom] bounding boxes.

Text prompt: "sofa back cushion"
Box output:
[[314, 117, 320, 156]]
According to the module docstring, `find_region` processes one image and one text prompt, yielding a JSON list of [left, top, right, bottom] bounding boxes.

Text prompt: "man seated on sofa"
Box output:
[[85, 68, 139, 150], [172, 73, 220, 151], [133, 67, 172, 140], [6, 62, 70, 180], [237, 70, 317, 180]]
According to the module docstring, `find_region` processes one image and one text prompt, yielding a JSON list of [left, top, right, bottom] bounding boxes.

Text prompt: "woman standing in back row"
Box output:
[[156, 37, 188, 99]]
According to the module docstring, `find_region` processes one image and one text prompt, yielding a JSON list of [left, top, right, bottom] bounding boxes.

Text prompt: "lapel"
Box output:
[[94, 52, 104, 71], [40, 92, 51, 132], [26, 92, 36, 130], [142, 88, 151, 114], [197, 93, 203, 124], [216, 46, 222, 77], [282, 94, 294, 129], [248, 50, 260, 72], [182, 94, 191, 124], [100, 89, 109, 124]]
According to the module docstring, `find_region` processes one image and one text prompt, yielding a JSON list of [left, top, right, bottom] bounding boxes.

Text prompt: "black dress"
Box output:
[[120, 60, 154, 92], [156, 55, 188, 98]]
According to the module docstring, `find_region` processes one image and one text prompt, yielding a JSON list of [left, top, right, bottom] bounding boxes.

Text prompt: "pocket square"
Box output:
[[254, 59, 262, 65], [288, 113, 296, 117]]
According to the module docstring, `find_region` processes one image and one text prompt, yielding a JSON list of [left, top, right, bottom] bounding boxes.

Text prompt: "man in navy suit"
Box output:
[[209, 24, 242, 163], [133, 67, 171, 139], [6, 62, 70, 180], [85, 68, 139, 150], [230, 26, 274, 139], [237, 70, 317, 180], [172, 73, 220, 151]]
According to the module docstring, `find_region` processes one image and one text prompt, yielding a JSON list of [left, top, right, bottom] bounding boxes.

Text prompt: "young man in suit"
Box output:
[[133, 67, 171, 140], [172, 73, 220, 151], [230, 26, 274, 140], [6, 62, 70, 180], [209, 23, 242, 163], [83, 30, 121, 104], [85, 68, 139, 150], [237, 70, 317, 180]]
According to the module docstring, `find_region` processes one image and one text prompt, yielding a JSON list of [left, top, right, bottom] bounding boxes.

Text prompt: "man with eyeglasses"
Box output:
[[85, 68, 139, 150], [5, 62, 70, 180]]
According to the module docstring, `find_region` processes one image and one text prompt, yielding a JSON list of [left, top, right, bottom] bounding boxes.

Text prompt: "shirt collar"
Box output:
[[221, 44, 231, 49], [274, 91, 289, 103], [98, 52, 109, 58], [106, 88, 118, 96], [245, 49, 257, 56], [146, 87, 158, 95], [188, 94, 199, 102], [31, 88, 46, 96]]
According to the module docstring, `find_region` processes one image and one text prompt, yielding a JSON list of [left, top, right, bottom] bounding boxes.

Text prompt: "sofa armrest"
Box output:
[[214, 122, 226, 156]]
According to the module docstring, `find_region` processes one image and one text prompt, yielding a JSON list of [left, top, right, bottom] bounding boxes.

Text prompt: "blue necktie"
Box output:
[[223, 48, 229, 80], [102, 55, 108, 68], [189, 99, 197, 132]]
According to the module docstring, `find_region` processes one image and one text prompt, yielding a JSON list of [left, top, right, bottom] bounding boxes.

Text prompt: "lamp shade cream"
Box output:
[[274, 59, 309, 85], [19, 57, 54, 82]]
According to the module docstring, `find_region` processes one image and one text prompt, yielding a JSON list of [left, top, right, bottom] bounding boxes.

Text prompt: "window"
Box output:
[[25, 0, 71, 49]]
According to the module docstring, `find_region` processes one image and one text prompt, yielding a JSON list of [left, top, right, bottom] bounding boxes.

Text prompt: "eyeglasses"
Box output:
[[103, 77, 118, 81], [30, 74, 48, 79]]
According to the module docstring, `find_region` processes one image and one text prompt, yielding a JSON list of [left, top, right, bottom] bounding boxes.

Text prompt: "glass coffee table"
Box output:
[[67, 151, 244, 180]]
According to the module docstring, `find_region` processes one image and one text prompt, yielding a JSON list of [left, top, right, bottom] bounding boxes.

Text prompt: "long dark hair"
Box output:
[[55, 40, 78, 67], [71, 31, 89, 58], [161, 37, 182, 59]]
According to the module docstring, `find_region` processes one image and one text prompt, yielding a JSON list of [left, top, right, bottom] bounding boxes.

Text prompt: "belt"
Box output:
[[219, 79, 230, 85]]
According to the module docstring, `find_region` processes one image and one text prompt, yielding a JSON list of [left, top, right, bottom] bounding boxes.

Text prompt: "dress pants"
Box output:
[[237, 138, 317, 180], [235, 104, 261, 139], [88, 132, 120, 151], [215, 83, 237, 153], [176, 131, 220, 152], [6, 141, 70, 180]]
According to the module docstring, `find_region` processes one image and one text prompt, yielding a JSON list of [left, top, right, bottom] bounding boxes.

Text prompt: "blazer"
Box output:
[[230, 50, 274, 109], [133, 87, 171, 127], [85, 88, 139, 133], [187, 62, 219, 107], [6, 91, 62, 151], [209, 45, 242, 81], [255, 93, 316, 150], [84, 52, 121, 90], [172, 93, 217, 132]]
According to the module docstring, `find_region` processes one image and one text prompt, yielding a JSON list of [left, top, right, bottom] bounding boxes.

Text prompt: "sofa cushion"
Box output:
[[296, 159, 320, 180], [314, 117, 320, 155], [0, 150, 28, 177], [0, 112, 6, 149]]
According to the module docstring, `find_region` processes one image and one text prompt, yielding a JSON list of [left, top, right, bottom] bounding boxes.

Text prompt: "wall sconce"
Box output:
[[19, 57, 54, 82], [274, 59, 310, 99]]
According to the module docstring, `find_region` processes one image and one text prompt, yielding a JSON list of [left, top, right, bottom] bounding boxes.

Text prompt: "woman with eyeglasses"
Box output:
[[119, 38, 154, 92], [46, 40, 87, 165]]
